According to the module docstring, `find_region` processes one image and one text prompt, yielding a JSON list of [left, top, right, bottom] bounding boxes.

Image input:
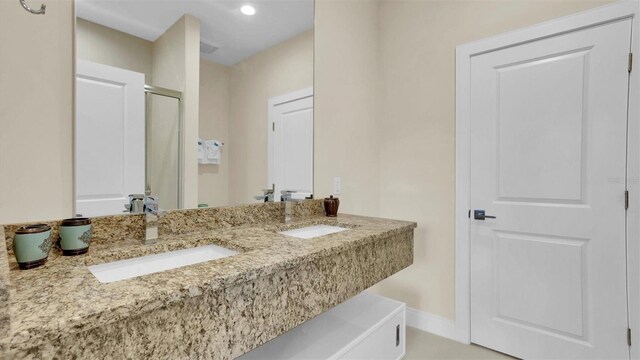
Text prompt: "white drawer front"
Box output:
[[337, 309, 405, 360]]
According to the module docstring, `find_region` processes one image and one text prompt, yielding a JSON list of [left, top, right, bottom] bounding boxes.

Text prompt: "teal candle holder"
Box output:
[[13, 224, 52, 270], [59, 218, 92, 256]]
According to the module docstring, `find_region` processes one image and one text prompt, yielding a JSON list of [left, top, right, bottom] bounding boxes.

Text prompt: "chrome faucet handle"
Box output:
[[144, 196, 164, 216], [125, 194, 145, 213], [281, 190, 305, 202], [281, 190, 294, 202], [143, 188, 164, 216], [256, 188, 276, 202]]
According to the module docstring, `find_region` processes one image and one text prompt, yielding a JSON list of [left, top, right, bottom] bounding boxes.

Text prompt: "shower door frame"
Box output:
[[144, 85, 184, 209]]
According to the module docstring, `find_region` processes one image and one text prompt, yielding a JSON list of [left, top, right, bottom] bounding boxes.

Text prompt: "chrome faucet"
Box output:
[[281, 190, 303, 224], [143, 187, 163, 244]]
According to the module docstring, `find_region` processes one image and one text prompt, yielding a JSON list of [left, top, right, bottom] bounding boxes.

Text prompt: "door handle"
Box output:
[[474, 210, 496, 220]]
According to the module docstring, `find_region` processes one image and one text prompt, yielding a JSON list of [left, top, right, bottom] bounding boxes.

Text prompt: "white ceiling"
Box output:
[[76, 0, 314, 66]]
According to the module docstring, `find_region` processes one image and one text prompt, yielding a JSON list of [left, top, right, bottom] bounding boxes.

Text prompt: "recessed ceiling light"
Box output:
[[240, 5, 256, 16]]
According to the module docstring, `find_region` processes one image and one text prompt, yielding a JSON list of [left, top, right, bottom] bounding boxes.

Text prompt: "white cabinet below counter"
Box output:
[[238, 292, 406, 360]]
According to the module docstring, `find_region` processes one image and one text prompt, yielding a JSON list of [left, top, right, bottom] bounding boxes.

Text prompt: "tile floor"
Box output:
[[405, 327, 515, 360]]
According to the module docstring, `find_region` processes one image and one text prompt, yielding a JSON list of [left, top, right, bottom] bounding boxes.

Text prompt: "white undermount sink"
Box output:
[[279, 225, 348, 239], [88, 245, 238, 283]]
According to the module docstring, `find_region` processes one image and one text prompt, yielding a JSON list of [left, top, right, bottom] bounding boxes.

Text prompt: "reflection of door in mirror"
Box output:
[[75, 60, 145, 217], [268, 88, 314, 202]]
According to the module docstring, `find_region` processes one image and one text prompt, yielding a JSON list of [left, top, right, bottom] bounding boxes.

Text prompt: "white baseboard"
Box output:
[[406, 307, 465, 343]]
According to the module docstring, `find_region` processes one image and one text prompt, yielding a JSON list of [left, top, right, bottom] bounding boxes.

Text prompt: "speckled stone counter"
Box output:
[[1, 201, 415, 359], [0, 227, 11, 359]]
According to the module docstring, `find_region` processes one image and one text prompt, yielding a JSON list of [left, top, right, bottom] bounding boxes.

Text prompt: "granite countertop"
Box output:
[[5, 214, 416, 350]]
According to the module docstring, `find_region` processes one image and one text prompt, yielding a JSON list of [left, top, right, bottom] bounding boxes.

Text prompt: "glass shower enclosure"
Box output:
[[145, 85, 183, 210]]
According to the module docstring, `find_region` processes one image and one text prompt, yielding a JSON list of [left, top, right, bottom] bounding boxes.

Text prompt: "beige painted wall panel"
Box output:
[[183, 15, 201, 209], [369, 0, 613, 319], [151, 15, 200, 209], [314, 1, 380, 216], [0, 0, 74, 224], [228, 30, 313, 205], [76, 18, 153, 83], [199, 59, 230, 207], [150, 18, 185, 209]]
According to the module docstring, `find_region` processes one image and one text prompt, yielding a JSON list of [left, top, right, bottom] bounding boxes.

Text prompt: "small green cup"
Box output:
[[13, 224, 52, 270], [59, 218, 92, 256]]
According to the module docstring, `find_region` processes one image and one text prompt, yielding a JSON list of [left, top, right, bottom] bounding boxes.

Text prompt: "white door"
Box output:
[[269, 88, 313, 201], [470, 19, 632, 359], [76, 60, 145, 217]]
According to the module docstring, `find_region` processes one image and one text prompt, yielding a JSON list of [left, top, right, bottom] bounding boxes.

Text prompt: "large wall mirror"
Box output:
[[74, 0, 314, 217]]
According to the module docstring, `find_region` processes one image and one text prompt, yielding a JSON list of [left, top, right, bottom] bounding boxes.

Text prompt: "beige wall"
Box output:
[[0, 0, 74, 224], [76, 18, 153, 83], [182, 15, 201, 209], [199, 59, 230, 207], [151, 15, 200, 209], [228, 30, 314, 205], [321, 0, 610, 319], [314, 1, 380, 217]]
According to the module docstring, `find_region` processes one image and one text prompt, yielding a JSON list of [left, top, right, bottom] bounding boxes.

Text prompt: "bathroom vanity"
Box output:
[[0, 200, 415, 359]]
